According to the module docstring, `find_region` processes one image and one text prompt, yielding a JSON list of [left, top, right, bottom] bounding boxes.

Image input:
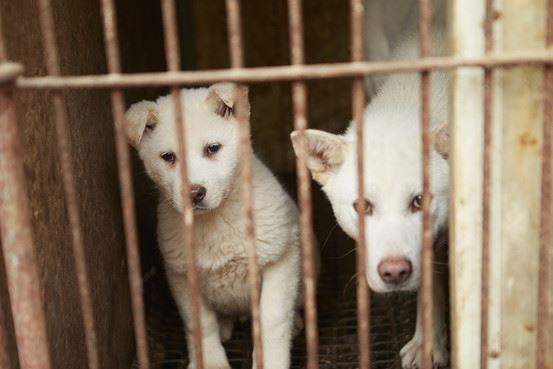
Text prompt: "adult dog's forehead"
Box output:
[[333, 141, 422, 196]]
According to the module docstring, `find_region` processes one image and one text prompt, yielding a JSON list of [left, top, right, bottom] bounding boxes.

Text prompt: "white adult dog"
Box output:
[[123, 83, 303, 369], [291, 25, 450, 369]]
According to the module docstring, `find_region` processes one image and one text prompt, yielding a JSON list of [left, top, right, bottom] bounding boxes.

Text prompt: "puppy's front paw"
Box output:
[[219, 319, 234, 343], [400, 335, 448, 369]]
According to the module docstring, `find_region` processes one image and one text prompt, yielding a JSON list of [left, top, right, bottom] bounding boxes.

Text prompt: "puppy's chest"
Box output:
[[194, 218, 252, 313], [194, 216, 249, 272]]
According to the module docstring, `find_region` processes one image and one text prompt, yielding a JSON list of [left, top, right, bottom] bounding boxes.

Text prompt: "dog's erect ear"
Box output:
[[290, 129, 347, 185], [205, 82, 250, 121], [122, 101, 159, 148], [431, 122, 449, 160]]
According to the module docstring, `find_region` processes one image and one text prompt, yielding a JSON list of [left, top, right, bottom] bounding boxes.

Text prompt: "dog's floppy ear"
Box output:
[[431, 122, 449, 159], [205, 82, 250, 121], [291, 129, 347, 185], [122, 101, 159, 148]]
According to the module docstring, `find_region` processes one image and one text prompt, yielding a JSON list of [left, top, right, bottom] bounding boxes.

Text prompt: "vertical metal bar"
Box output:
[[0, 20, 12, 369], [0, 285, 12, 369], [418, 1, 433, 369], [98, 1, 150, 368], [226, 0, 245, 68], [0, 24, 51, 369], [158, 2, 203, 369], [35, 1, 100, 369], [224, 2, 264, 368], [350, 1, 370, 369], [537, 1, 553, 367], [286, 1, 319, 369], [0, 90, 52, 369], [481, 1, 494, 368]]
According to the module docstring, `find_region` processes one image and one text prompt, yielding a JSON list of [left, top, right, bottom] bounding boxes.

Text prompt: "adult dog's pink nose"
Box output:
[[378, 257, 412, 285]]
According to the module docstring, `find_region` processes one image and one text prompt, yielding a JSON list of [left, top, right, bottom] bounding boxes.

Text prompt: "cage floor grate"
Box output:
[[130, 259, 450, 369]]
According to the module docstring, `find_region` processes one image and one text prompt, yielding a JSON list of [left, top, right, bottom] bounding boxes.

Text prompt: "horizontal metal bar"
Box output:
[[15, 52, 553, 90], [0, 62, 23, 84]]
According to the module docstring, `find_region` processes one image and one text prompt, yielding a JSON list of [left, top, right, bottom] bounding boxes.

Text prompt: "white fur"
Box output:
[[291, 27, 450, 369], [123, 83, 303, 369], [363, 0, 447, 97]]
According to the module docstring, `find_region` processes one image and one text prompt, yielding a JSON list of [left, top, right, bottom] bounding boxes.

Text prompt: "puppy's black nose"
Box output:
[[190, 185, 206, 205], [378, 257, 412, 285]]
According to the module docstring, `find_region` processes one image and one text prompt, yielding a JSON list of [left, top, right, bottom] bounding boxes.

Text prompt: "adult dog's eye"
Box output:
[[204, 143, 222, 158], [160, 152, 176, 164], [353, 199, 373, 215], [410, 194, 423, 212]]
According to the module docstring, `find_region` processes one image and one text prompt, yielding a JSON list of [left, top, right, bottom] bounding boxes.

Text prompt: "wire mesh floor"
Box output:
[[131, 263, 434, 369]]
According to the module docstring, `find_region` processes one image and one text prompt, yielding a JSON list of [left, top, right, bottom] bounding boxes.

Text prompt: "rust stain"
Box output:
[[489, 351, 500, 359], [519, 132, 538, 147], [523, 323, 535, 332]]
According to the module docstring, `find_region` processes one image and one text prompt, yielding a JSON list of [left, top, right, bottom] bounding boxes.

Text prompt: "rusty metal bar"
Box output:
[[481, 1, 495, 368], [98, 1, 151, 368], [0, 62, 23, 85], [226, 0, 244, 68], [0, 23, 51, 369], [286, 1, 320, 369], [0, 283, 12, 369], [15, 52, 553, 90], [0, 87, 53, 369], [350, 1, 370, 369], [224, 1, 264, 368], [36, 1, 101, 368], [159, 1, 204, 368], [536, 1, 553, 367], [0, 23, 11, 369], [418, 0, 433, 369]]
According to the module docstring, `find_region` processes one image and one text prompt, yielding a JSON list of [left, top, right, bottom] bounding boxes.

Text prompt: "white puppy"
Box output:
[[291, 32, 450, 368], [123, 83, 302, 369]]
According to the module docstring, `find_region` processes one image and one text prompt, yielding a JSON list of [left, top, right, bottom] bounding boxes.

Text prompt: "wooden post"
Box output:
[[448, 0, 485, 368], [449, 0, 549, 368]]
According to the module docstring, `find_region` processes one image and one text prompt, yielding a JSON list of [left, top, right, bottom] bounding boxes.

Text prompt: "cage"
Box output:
[[0, 1, 551, 369]]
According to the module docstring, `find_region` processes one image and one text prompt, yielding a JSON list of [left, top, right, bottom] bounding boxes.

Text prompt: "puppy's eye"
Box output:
[[353, 199, 373, 215], [410, 194, 423, 212], [160, 152, 176, 164], [204, 143, 222, 158]]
